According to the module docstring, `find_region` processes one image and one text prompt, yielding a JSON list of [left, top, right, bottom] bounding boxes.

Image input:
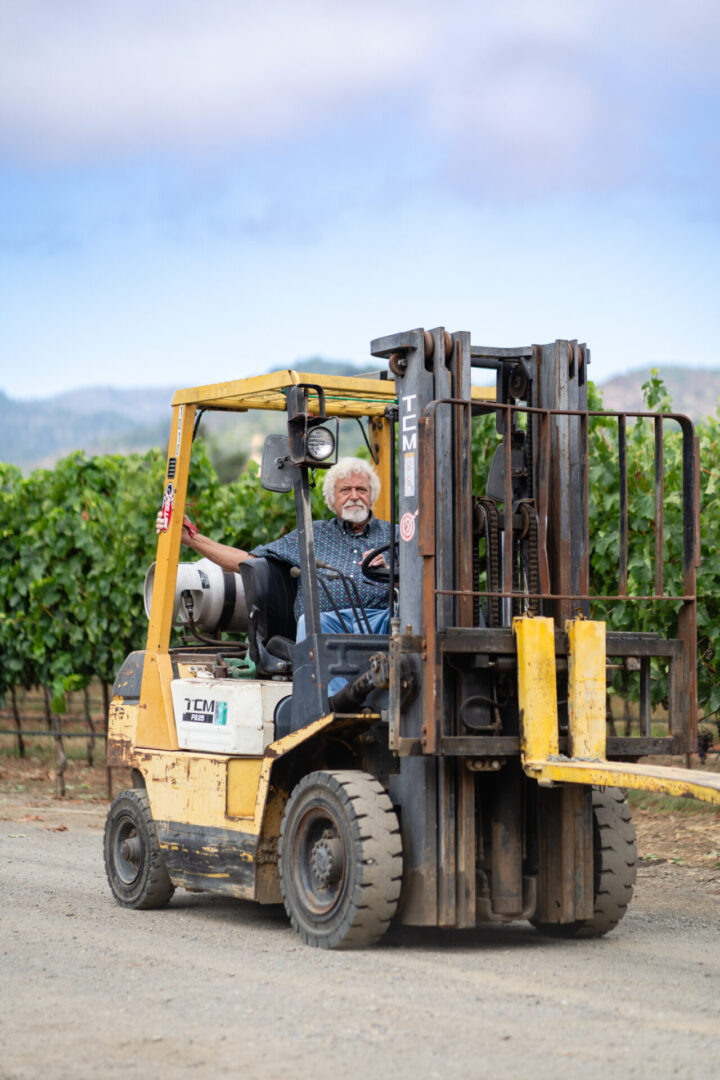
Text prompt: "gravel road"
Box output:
[[1, 803, 719, 1080]]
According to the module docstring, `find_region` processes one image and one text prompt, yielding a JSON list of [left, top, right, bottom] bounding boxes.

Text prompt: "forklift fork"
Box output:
[[515, 615, 720, 804]]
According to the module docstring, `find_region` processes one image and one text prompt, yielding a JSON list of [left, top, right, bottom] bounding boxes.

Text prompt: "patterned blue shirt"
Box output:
[[252, 515, 397, 621]]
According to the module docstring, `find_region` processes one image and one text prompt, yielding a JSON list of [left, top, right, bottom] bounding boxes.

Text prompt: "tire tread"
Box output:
[[278, 769, 402, 949], [104, 788, 174, 910]]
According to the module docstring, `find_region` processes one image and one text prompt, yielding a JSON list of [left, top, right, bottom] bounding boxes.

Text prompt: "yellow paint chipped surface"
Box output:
[[514, 616, 559, 761], [136, 713, 336, 835], [227, 759, 263, 818], [525, 758, 720, 806], [171, 370, 397, 416], [108, 701, 137, 744], [169, 369, 494, 417], [141, 751, 258, 834], [566, 619, 607, 760], [136, 653, 179, 750]]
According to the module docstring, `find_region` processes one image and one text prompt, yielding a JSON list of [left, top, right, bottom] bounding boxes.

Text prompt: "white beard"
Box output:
[[340, 502, 369, 524]]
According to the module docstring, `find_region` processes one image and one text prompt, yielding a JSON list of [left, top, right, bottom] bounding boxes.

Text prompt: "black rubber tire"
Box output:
[[533, 786, 637, 939], [104, 789, 175, 909], [278, 770, 402, 949]]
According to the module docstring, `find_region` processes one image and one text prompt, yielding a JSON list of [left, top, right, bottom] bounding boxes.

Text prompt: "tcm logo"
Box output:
[[182, 698, 228, 726], [401, 393, 417, 452], [184, 697, 214, 713]]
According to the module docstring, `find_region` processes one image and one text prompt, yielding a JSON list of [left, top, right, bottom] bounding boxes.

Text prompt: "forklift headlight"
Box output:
[[305, 426, 336, 462]]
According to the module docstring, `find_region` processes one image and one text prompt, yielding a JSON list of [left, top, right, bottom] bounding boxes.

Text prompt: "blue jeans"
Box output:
[[295, 607, 390, 695]]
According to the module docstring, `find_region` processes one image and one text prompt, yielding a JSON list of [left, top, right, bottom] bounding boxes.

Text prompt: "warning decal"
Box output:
[[399, 509, 419, 543], [159, 482, 175, 532], [403, 453, 415, 498]]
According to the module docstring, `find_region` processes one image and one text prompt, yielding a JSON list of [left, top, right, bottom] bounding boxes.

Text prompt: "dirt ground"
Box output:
[[628, 754, 720, 869], [1, 752, 720, 1079]]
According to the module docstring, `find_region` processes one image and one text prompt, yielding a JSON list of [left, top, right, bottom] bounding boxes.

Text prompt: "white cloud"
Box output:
[[419, 0, 720, 192], [0, 0, 718, 195], [0, 1, 427, 158]]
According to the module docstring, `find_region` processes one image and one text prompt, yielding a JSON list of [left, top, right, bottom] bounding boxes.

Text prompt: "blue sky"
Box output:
[[1, 0, 718, 399]]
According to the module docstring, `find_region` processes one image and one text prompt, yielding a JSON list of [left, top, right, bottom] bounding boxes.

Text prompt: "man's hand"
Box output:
[[182, 516, 199, 544], [368, 554, 388, 568], [156, 511, 199, 546]]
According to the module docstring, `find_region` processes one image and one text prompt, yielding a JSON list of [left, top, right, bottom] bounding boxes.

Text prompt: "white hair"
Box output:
[[322, 457, 381, 511]]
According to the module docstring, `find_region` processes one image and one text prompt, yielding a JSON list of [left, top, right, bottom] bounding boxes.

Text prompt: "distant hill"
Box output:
[[3, 362, 718, 474], [0, 388, 174, 472], [598, 367, 720, 420], [0, 359, 376, 472], [50, 386, 175, 423], [268, 357, 378, 379]]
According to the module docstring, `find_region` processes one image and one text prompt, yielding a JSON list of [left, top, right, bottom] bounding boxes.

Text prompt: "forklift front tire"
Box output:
[[104, 789, 175, 910], [279, 770, 402, 949], [532, 786, 637, 939]]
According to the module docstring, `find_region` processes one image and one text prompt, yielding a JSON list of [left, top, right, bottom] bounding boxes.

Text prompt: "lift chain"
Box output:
[[474, 497, 501, 628], [514, 500, 541, 617]]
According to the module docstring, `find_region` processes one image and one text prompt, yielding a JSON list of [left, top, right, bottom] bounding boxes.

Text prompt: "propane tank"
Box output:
[[144, 558, 248, 634]]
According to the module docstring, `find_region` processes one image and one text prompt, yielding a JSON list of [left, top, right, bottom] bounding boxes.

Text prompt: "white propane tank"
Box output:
[[144, 558, 248, 634]]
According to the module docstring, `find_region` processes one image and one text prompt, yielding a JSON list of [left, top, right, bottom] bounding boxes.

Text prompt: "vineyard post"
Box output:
[[83, 686, 96, 767], [102, 681, 112, 798], [10, 687, 25, 758], [43, 686, 67, 798]]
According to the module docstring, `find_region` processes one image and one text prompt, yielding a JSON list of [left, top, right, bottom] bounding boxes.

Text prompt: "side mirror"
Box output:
[[261, 435, 294, 493]]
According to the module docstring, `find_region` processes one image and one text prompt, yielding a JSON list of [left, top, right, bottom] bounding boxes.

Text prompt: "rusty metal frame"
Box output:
[[417, 395, 698, 757], [416, 396, 475, 755], [436, 627, 683, 755]]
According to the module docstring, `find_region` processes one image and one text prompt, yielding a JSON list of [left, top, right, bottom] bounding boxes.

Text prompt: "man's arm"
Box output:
[[183, 531, 251, 572], [155, 511, 251, 572]]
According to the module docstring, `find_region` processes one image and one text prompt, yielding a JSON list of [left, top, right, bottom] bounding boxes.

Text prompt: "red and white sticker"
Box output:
[[399, 509, 419, 542], [159, 482, 175, 532]]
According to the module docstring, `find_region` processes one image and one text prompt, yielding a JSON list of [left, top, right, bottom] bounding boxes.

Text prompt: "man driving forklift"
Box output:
[[156, 455, 397, 638]]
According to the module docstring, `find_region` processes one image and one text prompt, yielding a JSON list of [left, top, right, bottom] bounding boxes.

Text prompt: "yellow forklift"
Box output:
[[104, 328, 720, 947]]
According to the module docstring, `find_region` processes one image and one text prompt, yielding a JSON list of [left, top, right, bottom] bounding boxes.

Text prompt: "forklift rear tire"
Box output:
[[278, 770, 402, 949], [533, 786, 637, 938], [104, 789, 175, 909]]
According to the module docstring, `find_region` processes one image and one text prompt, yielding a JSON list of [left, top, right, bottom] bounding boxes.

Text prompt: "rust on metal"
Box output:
[[418, 413, 439, 753], [535, 785, 594, 924], [654, 415, 665, 597]]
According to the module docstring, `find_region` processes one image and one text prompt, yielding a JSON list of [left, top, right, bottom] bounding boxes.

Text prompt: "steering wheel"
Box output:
[[360, 542, 397, 585]]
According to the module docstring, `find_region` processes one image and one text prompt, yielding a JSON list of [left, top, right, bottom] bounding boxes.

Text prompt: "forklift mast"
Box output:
[[367, 327, 700, 927]]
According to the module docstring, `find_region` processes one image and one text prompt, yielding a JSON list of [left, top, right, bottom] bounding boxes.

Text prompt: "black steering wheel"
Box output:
[[360, 542, 397, 585]]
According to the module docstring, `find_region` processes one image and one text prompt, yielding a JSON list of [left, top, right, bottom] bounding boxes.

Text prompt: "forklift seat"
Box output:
[[238, 557, 298, 676]]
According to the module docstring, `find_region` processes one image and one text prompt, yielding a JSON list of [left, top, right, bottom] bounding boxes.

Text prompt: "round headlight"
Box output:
[[306, 426, 336, 462]]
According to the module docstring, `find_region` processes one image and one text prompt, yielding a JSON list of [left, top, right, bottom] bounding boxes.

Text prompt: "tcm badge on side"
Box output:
[[170, 678, 286, 754], [181, 697, 228, 726]]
